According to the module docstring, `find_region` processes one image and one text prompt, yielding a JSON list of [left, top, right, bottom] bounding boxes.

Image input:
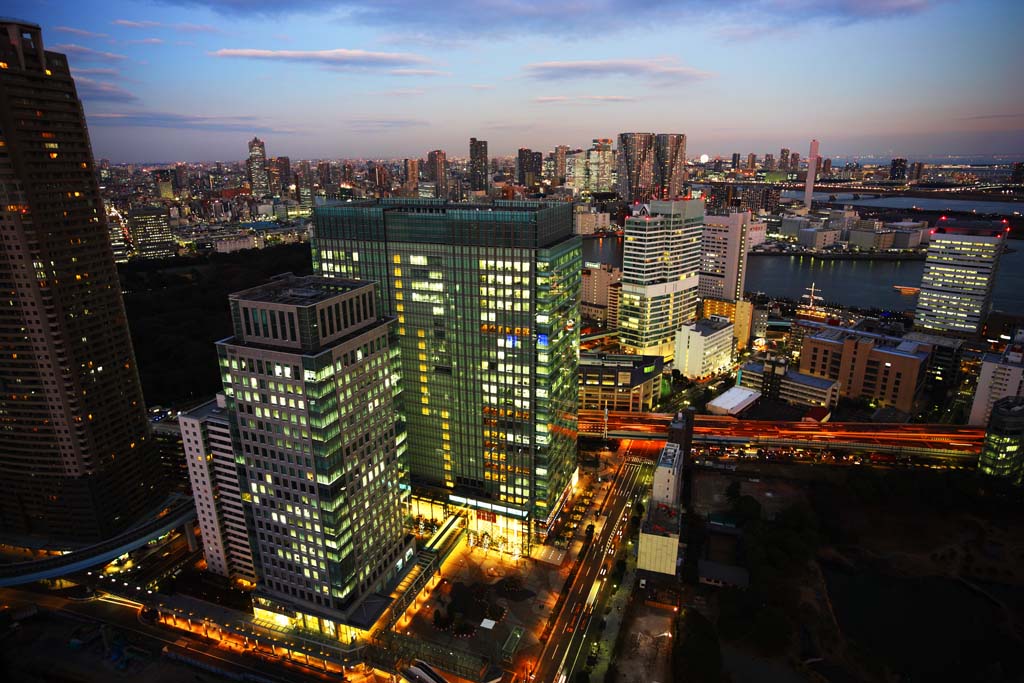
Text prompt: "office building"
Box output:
[[739, 357, 839, 408], [915, 222, 1006, 337], [313, 199, 580, 553], [790, 151, 800, 172], [799, 322, 932, 414], [578, 353, 664, 412], [702, 183, 780, 215], [804, 139, 819, 208], [128, 207, 177, 259], [969, 333, 1024, 425], [516, 147, 542, 187], [617, 132, 657, 201], [730, 152, 741, 170], [581, 263, 622, 324], [638, 415, 691, 575], [180, 396, 256, 582], [701, 298, 754, 351], [554, 145, 569, 184], [469, 138, 488, 191], [655, 133, 687, 200], [978, 396, 1024, 486], [426, 150, 448, 198], [277, 156, 291, 191], [779, 148, 790, 171], [402, 158, 419, 196], [620, 200, 704, 358], [890, 157, 908, 182], [674, 317, 734, 379], [248, 137, 271, 197], [746, 153, 757, 170], [0, 20, 161, 545], [568, 139, 616, 194], [573, 210, 612, 236], [699, 211, 752, 303], [217, 274, 413, 633], [764, 153, 776, 171]]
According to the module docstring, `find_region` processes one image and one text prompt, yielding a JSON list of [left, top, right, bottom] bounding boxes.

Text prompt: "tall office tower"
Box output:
[[277, 156, 291, 190], [297, 160, 311, 185], [822, 158, 832, 177], [317, 161, 332, 188], [978, 396, 1024, 486], [174, 163, 188, 191], [554, 145, 569, 184], [0, 20, 161, 545], [619, 200, 704, 359], [570, 138, 616, 193], [779, 148, 790, 171], [915, 222, 1006, 337], [403, 158, 420, 196], [655, 133, 687, 200], [969, 332, 1024, 425], [267, 159, 281, 195], [889, 157, 908, 182], [531, 151, 543, 183], [746, 153, 757, 171], [729, 152, 740, 170], [469, 137, 488, 191], [247, 136, 271, 197], [790, 151, 800, 172], [341, 162, 355, 183], [617, 132, 657, 202], [313, 199, 580, 553], [218, 274, 413, 630], [152, 169, 174, 199], [516, 148, 531, 185], [426, 149, 447, 198], [764, 153, 776, 171], [803, 139, 819, 208], [698, 211, 751, 303], [128, 207, 177, 259], [180, 395, 256, 581], [909, 161, 926, 181]]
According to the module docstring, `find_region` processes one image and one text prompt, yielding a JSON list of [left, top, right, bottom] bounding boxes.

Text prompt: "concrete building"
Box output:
[[969, 333, 1024, 425], [739, 357, 840, 408], [620, 200, 704, 358], [978, 396, 1024, 486], [780, 216, 813, 239], [655, 133, 687, 200], [616, 132, 657, 202], [799, 323, 932, 413], [674, 316, 734, 379], [579, 353, 664, 412], [848, 228, 895, 251], [574, 210, 612, 235], [701, 298, 754, 351], [581, 263, 622, 324], [651, 441, 684, 506], [699, 211, 752, 303], [0, 20, 162, 545], [798, 227, 841, 250], [179, 396, 256, 582], [129, 207, 177, 259], [314, 199, 580, 552], [217, 274, 413, 636], [568, 139, 616, 194], [915, 222, 1006, 338], [747, 218, 767, 249], [706, 386, 761, 416], [638, 438, 687, 576], [469, 137, 488, 192]]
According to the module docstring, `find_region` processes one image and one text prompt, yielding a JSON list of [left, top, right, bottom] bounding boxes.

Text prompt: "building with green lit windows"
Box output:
[[313, 199, 581, 554], [216, 274, 413, 639], [978, 396, 1024, 487]]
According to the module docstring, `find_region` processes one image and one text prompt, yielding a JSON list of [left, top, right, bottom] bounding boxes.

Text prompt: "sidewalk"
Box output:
[[586, 550, 637, 683]]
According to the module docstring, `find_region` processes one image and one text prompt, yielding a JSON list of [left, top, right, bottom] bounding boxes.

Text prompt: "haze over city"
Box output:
[[8, 0, 1024, 161]]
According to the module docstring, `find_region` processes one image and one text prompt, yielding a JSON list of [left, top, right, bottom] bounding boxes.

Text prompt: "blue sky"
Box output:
[[14, 0, 1024, 162]]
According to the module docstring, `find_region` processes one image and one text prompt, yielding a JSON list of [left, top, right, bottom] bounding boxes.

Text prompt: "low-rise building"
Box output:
[[674, 316, 734, 379], [739, 357, 840, 408], [701, 298, 754, 350], [798, 227, 840, 249], [574, 210, 612, 235], [707, 386, 761, 415], [848, 228, 895, 251], [637, 502, 682, 576], [969, 333, 1024, 425], [579, 353, 664, 412]]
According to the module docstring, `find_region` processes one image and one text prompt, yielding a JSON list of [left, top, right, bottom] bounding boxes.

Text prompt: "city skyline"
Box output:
[[5, 0, 1023, 162]]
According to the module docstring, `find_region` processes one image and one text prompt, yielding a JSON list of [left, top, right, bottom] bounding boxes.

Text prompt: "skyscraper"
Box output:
[[554, 144, 569, 185], [746, 153, 757, 171], [915, 221, 1006, 337], [128, 207, 177, 259], [978, 396, 1024, 486], [617, 132, 657, 202], [889, 157, 908, 182], [655, 133, 687, 200], [469, 137, 488, 191], [247, 136, 271, 197], [790, 151, 800, 172], [699, 211, 752, 303], [0, 20, 161, 545], [277, 156, 292, 190], [426, 149, 447, 198], [568, 139, 616, 193], [779, 148, 790, 171], [619, 200, 704, 359], [403, 158, 420, 196], [803, 139, 819, 208], [218, 274, 413, 629], [730, 153, 741, 170], [313, 199, 580, 553], [764, 153, 776, 171]]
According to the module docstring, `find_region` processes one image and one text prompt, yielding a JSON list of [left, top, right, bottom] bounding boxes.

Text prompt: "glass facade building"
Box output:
[[313, 199, 580, 553], [978, 396, 1024, 486]]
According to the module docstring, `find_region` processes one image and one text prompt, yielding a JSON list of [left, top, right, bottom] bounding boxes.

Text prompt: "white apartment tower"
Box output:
[[699, 211, 752, 303], [619, 199, 704, 359], [969, 333, 1024, 426]]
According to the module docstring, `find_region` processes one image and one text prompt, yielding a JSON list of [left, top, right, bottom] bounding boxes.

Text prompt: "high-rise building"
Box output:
[[581, 263, 622, 324], [313, 199, 580, 553], [674, 317, 734, 379], [746, 153, 757, 171], [128, 207, 177, 259], [730, 153, 741, 170], [247, 137, 271, 197], [804, 139, 819, 208], [218, 274, 413, 630], [978, 396, 1024, 486], [469, 137, 488, 191], [655, 133, 687, 200], [779, 148, 790, 171], [619, 200, 704, 358], [403, 158, 420, 196], [517, 148, 532, 185], [969, 332, 1024, 425], [790, 152, 800, 172], [890, 157, 908, 182], [617, 132, 657, 202], [699, 211, 752, 303], [317, 161, 333, 189], [0, 20, 161, 545], [915, 222, 1006, 337], [764, 153, 776, 171], [426, 150, 447, 198], [568, 139, 616, 193], [909, 161, 925, 181], [179, 395, 256, 581], [277, 156, 291, 190], [554, 145, 569, 185]]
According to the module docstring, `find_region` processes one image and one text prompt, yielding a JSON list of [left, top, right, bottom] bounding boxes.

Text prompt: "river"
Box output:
[[780, 190, 1023, 217], [582, 235, 1024, 313]]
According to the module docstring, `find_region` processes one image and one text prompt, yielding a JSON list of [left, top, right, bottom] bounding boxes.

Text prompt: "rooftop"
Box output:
[[707, 386, 761, 413], [687, 317, 734, 336], [230, 273, 368, 307], [657, 442, 681, 471], [804, 322, 931, 361], [642, 502, 682, 537]]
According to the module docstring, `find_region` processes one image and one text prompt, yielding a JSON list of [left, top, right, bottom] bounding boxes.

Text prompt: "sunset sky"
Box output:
[[14, 0, 1024, 162]]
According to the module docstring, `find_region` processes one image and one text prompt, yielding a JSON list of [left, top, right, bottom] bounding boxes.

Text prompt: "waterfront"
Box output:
[[582, 235, 1024, 313], [780, 190, 1023, 217]]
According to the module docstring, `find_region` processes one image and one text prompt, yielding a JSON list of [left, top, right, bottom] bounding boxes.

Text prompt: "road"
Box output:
[[531, 440, 655, 683], [578, 410, 984, 456]]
